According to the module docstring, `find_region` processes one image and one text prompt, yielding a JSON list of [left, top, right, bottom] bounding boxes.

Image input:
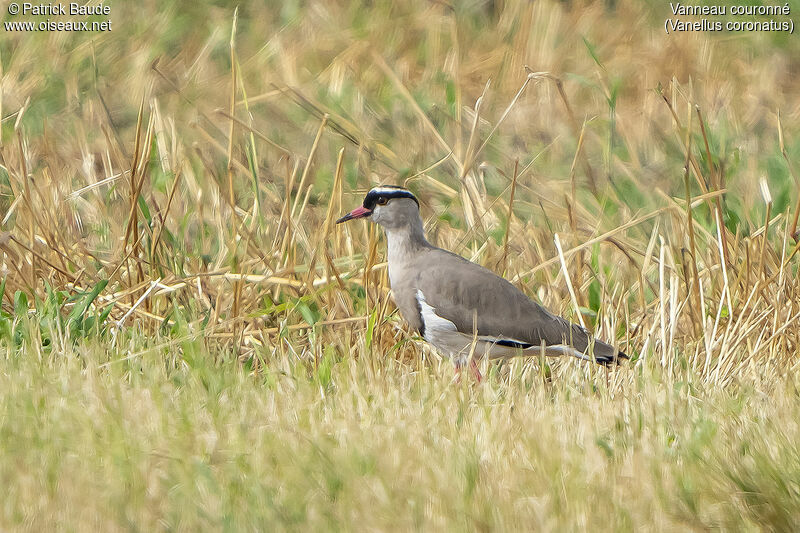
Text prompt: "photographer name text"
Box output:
[[5, 2, 112, 32]]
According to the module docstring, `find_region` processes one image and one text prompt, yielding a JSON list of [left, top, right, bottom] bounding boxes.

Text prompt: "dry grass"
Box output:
[[1, 0, 799, 530]]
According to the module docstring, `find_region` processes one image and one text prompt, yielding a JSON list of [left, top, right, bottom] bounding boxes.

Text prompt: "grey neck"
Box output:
[[384, 216, 430, 263]]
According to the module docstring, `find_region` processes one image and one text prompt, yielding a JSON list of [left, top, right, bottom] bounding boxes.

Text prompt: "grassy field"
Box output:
[[1, 0, 800, 530]]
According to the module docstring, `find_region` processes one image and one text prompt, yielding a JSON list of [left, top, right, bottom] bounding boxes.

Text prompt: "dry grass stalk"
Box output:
[[501, 159, 519, 275], [696, 105, 730, 270], [681, 100, 703, 335]]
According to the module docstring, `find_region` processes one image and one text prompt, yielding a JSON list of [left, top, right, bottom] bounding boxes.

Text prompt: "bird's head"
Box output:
[[336, 185, 420, 230]]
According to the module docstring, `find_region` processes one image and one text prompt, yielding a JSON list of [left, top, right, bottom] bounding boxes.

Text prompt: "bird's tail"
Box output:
[[591, 340, 629, 365], [564, 320, 628, 365]]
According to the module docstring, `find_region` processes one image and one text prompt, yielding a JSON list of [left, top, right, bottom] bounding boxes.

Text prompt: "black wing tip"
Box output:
[[595, 349, 629, 366]]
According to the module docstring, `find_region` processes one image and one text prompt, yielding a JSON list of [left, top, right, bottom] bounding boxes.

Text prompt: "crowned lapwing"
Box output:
[[336, 185, 627, 379]]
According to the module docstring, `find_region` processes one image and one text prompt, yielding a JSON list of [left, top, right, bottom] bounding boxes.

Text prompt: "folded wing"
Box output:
[[414, 247, 624, 363]]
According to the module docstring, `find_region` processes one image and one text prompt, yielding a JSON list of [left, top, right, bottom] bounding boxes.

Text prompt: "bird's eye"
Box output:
[[376, 196, 388, 206]]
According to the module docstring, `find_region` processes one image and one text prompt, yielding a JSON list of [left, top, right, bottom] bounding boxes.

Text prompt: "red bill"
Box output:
[[336, 206, 372, 224]]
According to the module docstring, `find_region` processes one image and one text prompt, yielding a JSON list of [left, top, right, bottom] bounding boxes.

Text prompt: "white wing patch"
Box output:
[[415, 289, 457, 343]]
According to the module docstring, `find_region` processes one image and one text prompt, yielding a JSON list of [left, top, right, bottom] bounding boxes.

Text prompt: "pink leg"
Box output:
[[454, 359, 483, 383], [469, 358, 483, 383]]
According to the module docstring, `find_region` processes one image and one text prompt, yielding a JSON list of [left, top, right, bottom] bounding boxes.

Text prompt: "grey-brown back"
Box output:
[[391, 245, 620, 361]]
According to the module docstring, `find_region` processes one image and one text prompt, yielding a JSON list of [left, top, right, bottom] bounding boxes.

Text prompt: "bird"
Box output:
[[336, 185, 628, 380]]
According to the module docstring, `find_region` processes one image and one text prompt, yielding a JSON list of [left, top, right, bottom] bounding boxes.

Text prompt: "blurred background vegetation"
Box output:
[[1, 0, 799, 530]]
